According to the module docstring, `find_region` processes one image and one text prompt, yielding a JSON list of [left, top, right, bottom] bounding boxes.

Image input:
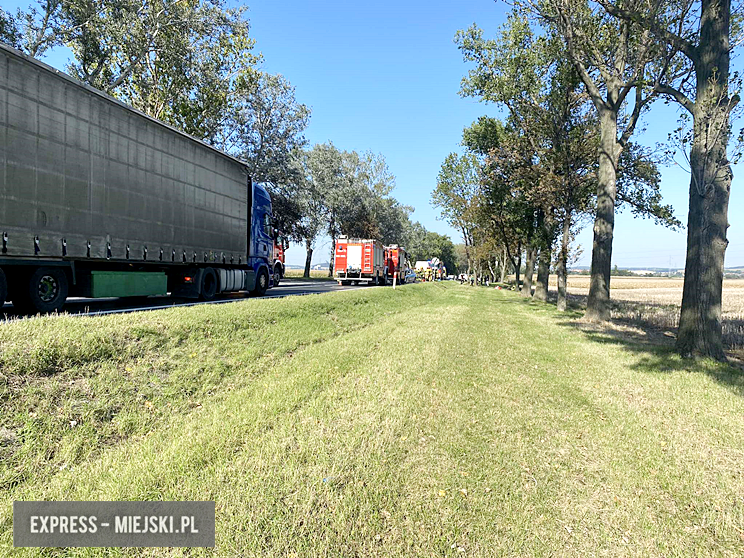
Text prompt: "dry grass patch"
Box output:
[[540, 276, 744, 357]]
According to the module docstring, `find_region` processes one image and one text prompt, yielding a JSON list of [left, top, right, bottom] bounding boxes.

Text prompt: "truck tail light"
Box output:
[[184, 276, 194, 284]]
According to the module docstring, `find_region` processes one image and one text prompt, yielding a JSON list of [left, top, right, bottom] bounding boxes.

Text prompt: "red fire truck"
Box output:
[[272, 234, 289, 286], [334, 236, 386, 285], [384, 245, 408, 285]]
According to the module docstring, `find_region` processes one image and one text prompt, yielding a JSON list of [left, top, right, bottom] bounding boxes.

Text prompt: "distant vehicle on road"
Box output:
[[405, 269, 417, 283]]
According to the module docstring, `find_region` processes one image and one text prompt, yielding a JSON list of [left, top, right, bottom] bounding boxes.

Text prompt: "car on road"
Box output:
[[404, 269, 417, 283]]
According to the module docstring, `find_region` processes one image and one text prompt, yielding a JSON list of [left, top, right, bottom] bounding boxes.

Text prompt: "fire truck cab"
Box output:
[[272, 233, 289, 287]]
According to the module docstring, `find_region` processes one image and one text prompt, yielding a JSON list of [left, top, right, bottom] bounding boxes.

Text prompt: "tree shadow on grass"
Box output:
[[555, 321, 744, 398], [489, 286, 744, 395]]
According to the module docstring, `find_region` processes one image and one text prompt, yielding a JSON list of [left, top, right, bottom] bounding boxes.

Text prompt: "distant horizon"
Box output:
[[284, 262, 744, 272]]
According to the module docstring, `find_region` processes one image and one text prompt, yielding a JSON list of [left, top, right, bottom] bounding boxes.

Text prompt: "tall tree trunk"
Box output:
[[303, 240, 313, 278], [676, 0, 732, 360], [328, 239, 336, 278], [534, 247, 551, 302], [534, 211, 553, 302], [521, 244, 538, 297], [328, 215, 336, 278], [557, 210, 571, 312], [464, 231, 472, 279], [500, 246, 507, 283], [585, 112, 620, 321]]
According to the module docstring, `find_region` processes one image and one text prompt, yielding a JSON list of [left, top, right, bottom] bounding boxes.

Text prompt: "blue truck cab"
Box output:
[[249, 182, 276, 295]]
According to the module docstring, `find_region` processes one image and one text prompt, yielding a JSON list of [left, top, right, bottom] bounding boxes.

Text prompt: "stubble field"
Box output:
[[548, 276, 744, 355]]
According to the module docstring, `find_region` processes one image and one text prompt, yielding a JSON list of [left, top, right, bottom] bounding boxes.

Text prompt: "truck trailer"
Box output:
[[0, 43, 275, 314], [334, 236, 385, 285]]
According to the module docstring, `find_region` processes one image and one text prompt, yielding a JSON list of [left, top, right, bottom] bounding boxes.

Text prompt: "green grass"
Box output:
[[1, 283, 744, 556]]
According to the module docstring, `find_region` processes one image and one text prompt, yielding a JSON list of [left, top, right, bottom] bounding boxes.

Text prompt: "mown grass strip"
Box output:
[[2, 283, 743, 556], [0, 285, 441, 494]]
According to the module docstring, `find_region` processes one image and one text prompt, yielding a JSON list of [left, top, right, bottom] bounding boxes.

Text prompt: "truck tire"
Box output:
[[17, 267, 69, 314], [253, 268, 269, 297], [199, 268, 218, 301], [0, 268, 6, 307], [273, 264, 282, 287]]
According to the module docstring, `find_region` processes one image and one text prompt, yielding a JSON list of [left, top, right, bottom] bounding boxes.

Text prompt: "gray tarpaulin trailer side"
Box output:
[[0, 43, 275, 313]]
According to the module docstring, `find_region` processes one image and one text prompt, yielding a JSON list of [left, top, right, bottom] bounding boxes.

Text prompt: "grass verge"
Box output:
[[2, 283, 744, 556]]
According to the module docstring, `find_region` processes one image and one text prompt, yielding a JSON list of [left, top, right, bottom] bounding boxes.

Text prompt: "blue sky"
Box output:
[[244, 0, 744, 269], [7, 0, 743, 269]]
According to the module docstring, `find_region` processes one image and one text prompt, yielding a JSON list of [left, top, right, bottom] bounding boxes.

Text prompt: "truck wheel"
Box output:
[[253, 268, 269, 296], [0, 268, 6, 307], [273, 264, 282, 287], [19, 267, 69, 314], [199, 268, 218, 301]]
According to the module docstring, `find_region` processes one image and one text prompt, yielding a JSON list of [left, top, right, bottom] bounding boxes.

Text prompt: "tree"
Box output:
[[228, 72, 310, 184], [0, 8, 21, 49], [295, 147, 329, 278], [458, 10, 678, 309], [432, 152, 481, 275], [1, 0, 58, 56], [599, 0, 740, 358], [519, 0, 679, 320], [298, 145, 403, 278], [7, 0, 258, 138], [225, 72, 310, 241]]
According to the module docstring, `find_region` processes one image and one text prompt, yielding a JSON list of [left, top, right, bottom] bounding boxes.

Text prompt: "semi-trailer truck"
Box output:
[[0, 43, 276, 314]]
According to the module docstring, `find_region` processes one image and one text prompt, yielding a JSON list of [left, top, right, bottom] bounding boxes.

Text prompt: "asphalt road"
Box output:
[[0, 279, 367, 319]]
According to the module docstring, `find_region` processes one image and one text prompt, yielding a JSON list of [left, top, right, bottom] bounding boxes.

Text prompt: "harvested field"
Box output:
[[284, 268, 334, 280], [550, 275, 744, 291], [547, 276, 744, 356]]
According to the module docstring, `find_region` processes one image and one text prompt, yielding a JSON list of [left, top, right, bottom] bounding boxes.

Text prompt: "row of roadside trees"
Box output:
[[0, 0, 459, 278], [434, 0, 741, 360]]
